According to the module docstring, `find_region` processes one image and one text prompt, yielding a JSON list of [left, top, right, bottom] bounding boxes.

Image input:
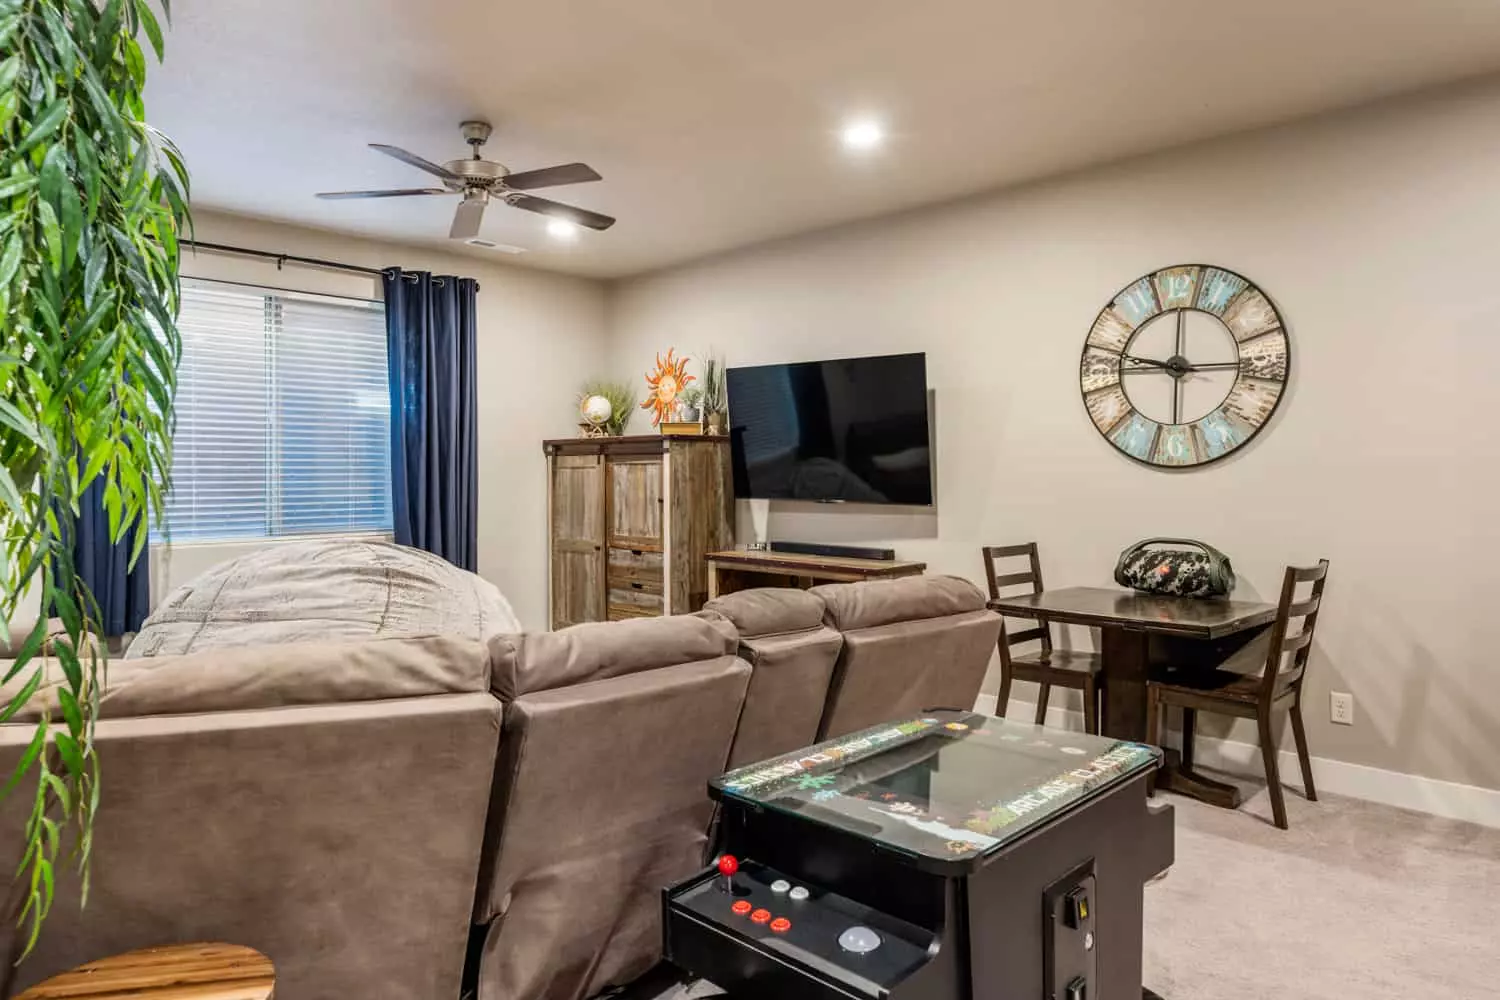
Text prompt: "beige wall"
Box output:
[[167, 211, 609, 630], [608, 79, 1500, 791]]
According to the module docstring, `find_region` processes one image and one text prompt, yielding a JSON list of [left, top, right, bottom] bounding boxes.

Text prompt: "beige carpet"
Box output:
[[1147, 776, 1500, 999]]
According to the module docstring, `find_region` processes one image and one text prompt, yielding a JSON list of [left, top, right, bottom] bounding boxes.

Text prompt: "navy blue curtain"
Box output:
[[383, 269, 479, 571], [55, 478, 150, 637]]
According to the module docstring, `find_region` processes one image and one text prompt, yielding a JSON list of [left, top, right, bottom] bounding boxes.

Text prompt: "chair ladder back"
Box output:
[[1260, 560, 1330, 702], [982, 542, 1052, 660]]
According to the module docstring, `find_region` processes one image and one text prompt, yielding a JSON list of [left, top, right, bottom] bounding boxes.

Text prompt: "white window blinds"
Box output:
[[165, 280, 392, 542]]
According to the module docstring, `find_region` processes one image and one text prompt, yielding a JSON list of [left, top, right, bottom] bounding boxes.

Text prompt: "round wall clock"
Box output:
[[1080, 265, 1289, 468]]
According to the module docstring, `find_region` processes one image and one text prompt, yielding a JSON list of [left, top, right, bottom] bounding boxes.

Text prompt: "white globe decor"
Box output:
[[581, 394, 613, 426], [579, 393, 615, 437]]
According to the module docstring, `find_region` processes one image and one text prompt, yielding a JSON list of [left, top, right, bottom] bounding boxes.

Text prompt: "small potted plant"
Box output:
[[702, 354, 728, 433], [679, 386, 705, 423]]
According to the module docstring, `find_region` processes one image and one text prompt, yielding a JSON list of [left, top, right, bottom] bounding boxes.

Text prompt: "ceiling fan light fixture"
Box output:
[[547, 218, 580, 241]]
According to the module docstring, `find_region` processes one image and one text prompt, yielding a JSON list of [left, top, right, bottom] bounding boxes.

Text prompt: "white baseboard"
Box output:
[[973, 693, 1500, 829]]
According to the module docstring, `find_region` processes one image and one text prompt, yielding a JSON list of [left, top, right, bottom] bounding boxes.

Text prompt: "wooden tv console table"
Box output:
[[706, 548, 926, 599]]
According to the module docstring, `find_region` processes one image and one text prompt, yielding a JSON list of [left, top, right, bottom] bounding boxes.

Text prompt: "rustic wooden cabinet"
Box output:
[[544, 435, 733, 629]]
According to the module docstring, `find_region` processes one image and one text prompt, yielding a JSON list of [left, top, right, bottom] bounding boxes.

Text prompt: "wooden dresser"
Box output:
[[544, 435, 733, 629]]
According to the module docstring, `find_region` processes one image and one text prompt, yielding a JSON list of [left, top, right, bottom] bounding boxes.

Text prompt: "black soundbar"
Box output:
[[767, 540, 896, 561]]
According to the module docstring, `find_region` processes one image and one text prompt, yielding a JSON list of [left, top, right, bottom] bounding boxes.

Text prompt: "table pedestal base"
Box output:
[[1154, 749, 1243, 809]]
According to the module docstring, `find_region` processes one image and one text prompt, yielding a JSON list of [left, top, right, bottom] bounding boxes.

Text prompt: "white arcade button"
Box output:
[[838, 926, 882, 954], [770, 880, 791, 894], [788, 886, 810, 901]]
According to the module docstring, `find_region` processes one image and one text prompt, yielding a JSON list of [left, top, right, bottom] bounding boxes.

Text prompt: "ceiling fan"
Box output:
[[316, 120, 615, 239]]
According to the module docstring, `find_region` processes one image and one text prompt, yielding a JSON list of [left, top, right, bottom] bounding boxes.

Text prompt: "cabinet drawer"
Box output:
[[608, 547, 664, 584], [608, 585, 664, 620]]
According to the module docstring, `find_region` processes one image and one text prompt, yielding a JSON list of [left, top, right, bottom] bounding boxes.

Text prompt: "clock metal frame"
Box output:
[[1079, 264, 1291, 470]]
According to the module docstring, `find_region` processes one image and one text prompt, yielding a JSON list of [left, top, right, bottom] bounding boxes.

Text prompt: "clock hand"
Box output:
[[1182, 362, 1241, 372], [1120, 353, 1174, 370]]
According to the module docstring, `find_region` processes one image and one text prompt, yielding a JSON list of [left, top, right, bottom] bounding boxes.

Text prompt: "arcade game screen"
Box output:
[[714, 711, 1160, 865]]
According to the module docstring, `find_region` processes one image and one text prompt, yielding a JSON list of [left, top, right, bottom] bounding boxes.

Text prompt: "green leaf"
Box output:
[[0, 667, 42, 726], [57, 688, 83, 736], [54, 733, 85, 779], [0, 53, 19, 92], [39, 144, 67, 209], [17, 99, 68, 156], [38, 197, 62, 271], [0, 462, 26, 521], [0, 174, 35, 199], [0, 231, 20, 287], [1, 722, 45, 799], [0, 14, 21, 50], [60, 183, 82, 270], [0, 397, 42, 445], [43, 773, 71, 815]]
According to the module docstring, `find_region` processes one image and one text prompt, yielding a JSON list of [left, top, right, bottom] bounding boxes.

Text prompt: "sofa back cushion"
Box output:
[[127, 538, 520, 658], [475, 653, 749, 1000], [486, 613, 737, 700], [6, 635, 491, 723], [811, 576, 1001, 739], [703, 589, 844, 767]]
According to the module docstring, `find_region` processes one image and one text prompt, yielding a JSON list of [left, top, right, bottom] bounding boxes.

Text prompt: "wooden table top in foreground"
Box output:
[[17, 942, 274, 999]]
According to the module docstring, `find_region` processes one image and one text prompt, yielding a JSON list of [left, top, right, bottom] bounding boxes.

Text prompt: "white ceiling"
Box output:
[[151, 0, 1500, 279]]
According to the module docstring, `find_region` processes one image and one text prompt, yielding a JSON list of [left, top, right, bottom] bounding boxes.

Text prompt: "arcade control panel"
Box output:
[[664, 855, 940, 1000]]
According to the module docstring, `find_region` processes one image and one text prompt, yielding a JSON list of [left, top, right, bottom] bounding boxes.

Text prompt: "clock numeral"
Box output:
[[1222, 288, 1282, 342], [1110, 413, 1160, 461], [1085, 385, 1131, 433], [1080, 349, 1121, 393], [1194, 410, 1249, 460], [1152, 266, 1200, 310], [1087, 308, 1134, 352], [1196, 268, 1248, 315], [1114, 278, 1160, 328], [1222, 377, 1283, 427], [1238, 332, 1288, 381], [1152, 424, 1198, 466]]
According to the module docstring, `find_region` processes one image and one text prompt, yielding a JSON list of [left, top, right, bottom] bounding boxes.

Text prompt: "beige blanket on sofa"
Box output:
[[126, 539, 520, 658]]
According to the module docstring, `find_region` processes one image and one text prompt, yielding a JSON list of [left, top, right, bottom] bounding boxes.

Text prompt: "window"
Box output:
[[165, 280, 392, 542]]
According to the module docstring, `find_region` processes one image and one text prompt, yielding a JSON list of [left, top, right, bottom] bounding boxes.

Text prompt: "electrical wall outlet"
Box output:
[[1330, 691, 1355, 726]]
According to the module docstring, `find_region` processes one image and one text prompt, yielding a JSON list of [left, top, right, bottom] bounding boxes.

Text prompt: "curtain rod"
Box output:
[[184, 240, 386, 277]]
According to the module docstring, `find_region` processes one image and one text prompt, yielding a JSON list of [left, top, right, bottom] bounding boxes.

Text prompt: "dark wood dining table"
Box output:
[[986, 585, 1278, 808]]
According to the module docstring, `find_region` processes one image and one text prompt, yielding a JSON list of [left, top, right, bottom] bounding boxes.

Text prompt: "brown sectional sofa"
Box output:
[[0, 635, 502, 999], [0, 575, 1000, 1000]]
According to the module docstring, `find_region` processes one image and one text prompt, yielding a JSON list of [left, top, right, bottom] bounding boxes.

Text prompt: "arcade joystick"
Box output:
[[717, 855, 739, 892]]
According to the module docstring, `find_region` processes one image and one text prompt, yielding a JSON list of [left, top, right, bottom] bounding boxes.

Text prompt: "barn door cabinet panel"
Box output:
[[544, 435, 732, 629]]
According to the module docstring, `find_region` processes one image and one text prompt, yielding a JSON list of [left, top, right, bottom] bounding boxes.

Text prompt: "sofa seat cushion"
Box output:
[[812, 575, 985, 631]]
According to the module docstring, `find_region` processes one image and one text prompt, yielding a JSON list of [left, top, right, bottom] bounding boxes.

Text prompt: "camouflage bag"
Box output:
[[1113, 538, 1235, 598]]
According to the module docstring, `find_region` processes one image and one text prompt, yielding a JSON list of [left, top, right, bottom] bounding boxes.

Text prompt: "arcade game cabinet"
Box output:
[[664, 710, 1173, 1000]]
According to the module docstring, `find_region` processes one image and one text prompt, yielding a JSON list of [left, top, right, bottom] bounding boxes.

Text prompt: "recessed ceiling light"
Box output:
[[840, 118, 885, 152], [547, 218, 579, 241]]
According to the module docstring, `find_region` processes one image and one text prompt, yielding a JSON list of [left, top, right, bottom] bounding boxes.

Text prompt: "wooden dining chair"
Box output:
[[1145, 560, 1329, 830], [981, 542, 1103, 734]]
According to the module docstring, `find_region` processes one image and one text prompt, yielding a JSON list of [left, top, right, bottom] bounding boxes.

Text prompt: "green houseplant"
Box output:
[[0, 0, 188, 975]]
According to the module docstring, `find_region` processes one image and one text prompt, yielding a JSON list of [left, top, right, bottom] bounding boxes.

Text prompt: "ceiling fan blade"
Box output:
[[449, 193, 487, 240], [502, 162, 602, 191], [369, 143, 461, 181], [316, 188, 451, 200], [504, 193, 616, 231]]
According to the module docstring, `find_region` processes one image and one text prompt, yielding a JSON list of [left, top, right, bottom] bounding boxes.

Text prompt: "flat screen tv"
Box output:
[[726, 352, 932, 505]]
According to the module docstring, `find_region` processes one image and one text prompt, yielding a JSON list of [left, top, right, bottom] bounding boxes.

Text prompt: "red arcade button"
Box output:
[[731, 900, 752, 916], [750, 908, 772, 924], [770, 917, 792, 933]]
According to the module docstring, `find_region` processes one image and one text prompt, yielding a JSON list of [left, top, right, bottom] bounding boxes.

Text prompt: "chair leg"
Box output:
[[996, 670, 1013, 721], [1258, 711, 1288, 830], [1081, 676, 1099, 736], [1181, 708, 1196, 771], [1290, 701, 1317, 802], [1144, 686, 1160, 797], [1034, 683, 1051, 726]]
